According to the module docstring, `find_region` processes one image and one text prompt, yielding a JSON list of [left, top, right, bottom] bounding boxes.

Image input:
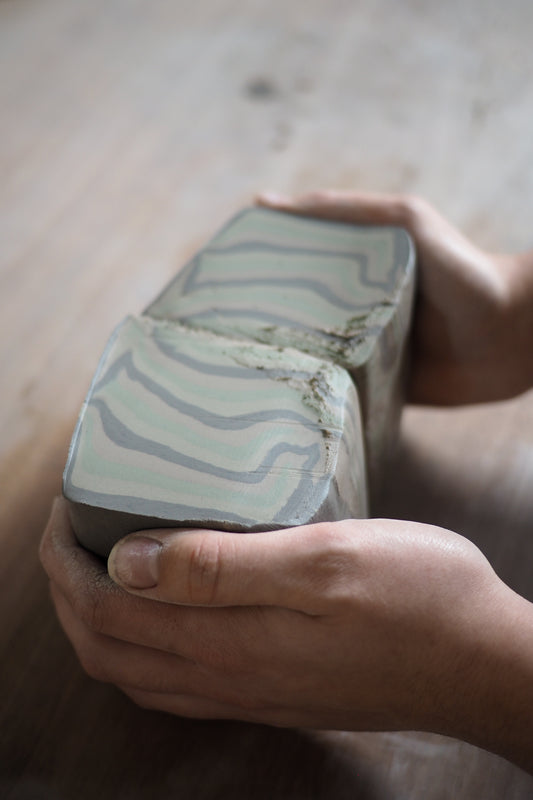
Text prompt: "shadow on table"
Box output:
[[2, 626, 393, 799]]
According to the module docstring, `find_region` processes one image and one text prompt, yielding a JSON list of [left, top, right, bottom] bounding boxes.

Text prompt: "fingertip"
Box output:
[[108, 535, 162, 590], [107, 527, 216, 596], [255, 191, 292, 208]]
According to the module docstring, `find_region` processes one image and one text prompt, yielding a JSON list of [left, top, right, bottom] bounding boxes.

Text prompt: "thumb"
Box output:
[[107, 525, 332, 610]]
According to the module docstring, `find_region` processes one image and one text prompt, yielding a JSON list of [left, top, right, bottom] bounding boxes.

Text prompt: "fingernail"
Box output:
[[108, 536, 162, 589]]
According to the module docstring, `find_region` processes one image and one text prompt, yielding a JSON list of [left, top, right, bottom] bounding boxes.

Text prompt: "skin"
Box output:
[[40, 192, 533, 771], [258, 191, 533, 405], [41, 500, 533, 771]]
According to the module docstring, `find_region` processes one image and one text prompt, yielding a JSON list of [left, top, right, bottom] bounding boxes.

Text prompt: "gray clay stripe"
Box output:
[[202, 241, 400, 291], [93, 351, 337, 429], [185, 266, 382, 312], [152, 335, 346, 412], [273, 471, 324, 522], [66, 487, 263, 527], [183, 253, 397, 305], [92, 398, 323, 483]]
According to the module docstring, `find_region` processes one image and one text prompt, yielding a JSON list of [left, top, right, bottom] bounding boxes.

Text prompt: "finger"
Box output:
[[119, 686, 266, 723], [41, 498, 251, 659], [120, 686, 320, 729], [107, 522, 349, 611], [40, 496, 107, 585], [40, 496, 146, 632], [50, 582, 203, 694], [256, 190, 411, 227], [52, 581, 306, 723]]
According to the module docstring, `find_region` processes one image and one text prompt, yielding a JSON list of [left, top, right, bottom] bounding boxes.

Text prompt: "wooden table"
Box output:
[[2, 1, 533, 797]]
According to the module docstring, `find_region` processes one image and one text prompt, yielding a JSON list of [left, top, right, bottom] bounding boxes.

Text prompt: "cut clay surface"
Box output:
[[147, 207, 416, 487], [64, 316, 367, 556]]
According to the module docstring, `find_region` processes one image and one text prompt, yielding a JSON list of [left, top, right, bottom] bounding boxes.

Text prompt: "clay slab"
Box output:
[[64, 316, 368, 556], [147, 207, 416, 489]]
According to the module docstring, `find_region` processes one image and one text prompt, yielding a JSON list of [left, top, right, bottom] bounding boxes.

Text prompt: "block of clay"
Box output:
[[146, 207, 416, 491], [64, 316, 367, 556]]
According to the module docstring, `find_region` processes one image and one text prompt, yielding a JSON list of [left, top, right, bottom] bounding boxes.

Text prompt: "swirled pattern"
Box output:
[[65, 208, 414, 555], [148, 207, 416, 489], [65, 317, 367, 556]]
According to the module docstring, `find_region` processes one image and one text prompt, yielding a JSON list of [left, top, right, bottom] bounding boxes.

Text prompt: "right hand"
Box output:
[[257, 191, 533, 404], [40, 499, 533, 772]]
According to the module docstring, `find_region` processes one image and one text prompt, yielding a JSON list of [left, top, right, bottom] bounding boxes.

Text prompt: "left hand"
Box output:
[[257, 190, 533, 404], [40, 497, 511, 736]]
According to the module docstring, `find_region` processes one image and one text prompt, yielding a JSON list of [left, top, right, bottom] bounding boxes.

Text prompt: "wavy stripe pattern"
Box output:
[[148, 208, 414, 339], [65, 317, 367, 555], [65, 208, 414, 555], [147, 207, 416, 488]]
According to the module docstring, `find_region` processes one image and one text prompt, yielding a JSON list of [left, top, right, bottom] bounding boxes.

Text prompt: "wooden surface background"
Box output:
[[1, 1, 533, 798]]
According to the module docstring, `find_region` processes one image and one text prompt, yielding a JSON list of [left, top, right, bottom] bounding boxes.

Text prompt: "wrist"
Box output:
[[434, 580, 533, 771]]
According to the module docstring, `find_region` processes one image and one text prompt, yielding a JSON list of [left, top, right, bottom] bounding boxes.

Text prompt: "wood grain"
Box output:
[[1, 1, 533, 797]]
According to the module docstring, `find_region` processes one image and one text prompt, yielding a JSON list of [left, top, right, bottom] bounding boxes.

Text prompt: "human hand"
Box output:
[[40, 497, 523, 746], [257, 191, 533, 404]]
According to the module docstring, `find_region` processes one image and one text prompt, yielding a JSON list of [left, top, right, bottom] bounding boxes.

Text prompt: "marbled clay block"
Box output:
[[63, 316, 368, 557], [146, 207, 416, 494]]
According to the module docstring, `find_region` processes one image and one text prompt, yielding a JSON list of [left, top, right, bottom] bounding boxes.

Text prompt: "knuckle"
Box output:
[[308, 189, 331, 204], [295, 189, 322, 205], [184, 535, 224, 605], [73, 580, 108, 634], [75, 640, 110, 682], [398, 193, 429, 227], [302, 522, 354, 603], [311, 521, 350, 565]]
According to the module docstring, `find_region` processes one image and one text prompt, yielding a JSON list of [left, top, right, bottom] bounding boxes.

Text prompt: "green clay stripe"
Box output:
[[93, 350, 331, 432], [91, 397, 321, 484]]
